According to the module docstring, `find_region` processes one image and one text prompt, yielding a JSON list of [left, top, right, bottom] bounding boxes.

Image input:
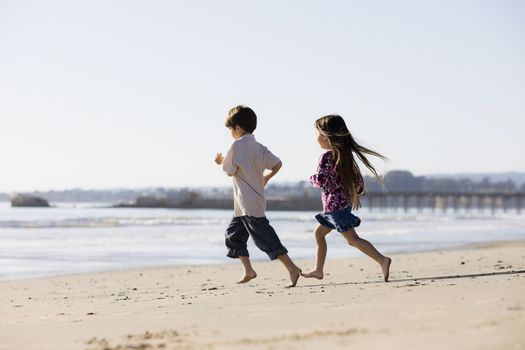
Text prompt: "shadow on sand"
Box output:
[[301, 269, 525, 288]]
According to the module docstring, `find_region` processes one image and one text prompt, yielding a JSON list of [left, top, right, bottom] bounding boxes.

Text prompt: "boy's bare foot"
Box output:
[[301, 269, 324, 280], [237, 271, 257, 284], [285, 268, 302, 288], [381, 257, 391, 282]]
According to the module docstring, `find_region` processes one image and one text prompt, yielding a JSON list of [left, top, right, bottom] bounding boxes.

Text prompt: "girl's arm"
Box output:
[[357, 172, 365, 195], [310, 152, 332, 189]]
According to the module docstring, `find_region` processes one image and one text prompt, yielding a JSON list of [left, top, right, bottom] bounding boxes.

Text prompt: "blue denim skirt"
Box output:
[[315, 206, 361, 233]]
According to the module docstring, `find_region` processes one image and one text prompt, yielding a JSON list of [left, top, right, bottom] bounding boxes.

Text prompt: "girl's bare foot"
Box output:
[[285, 268, 302, 288], [237, 271, 257, 284], [301, 269, 324, 280], [380, 257, 391, 282]]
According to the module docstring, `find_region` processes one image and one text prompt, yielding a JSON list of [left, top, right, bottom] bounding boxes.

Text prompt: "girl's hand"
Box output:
[[214, 153, 224, 165]]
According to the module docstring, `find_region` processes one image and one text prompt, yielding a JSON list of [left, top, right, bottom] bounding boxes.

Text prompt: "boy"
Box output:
[[214, 105, 302, 287]]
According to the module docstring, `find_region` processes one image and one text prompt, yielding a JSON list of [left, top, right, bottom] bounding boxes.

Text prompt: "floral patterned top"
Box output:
[[310, 151, 364, 213]]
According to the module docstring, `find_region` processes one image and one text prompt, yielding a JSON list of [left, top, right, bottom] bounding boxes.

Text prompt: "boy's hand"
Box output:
[[263, 174, 272, 186], [214, 153, 224, 165]]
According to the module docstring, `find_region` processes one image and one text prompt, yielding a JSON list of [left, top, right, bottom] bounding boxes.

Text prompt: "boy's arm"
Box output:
[[218, 144, 239, 176], [263, 161, 282, 186], [262, 146, 282, 186]]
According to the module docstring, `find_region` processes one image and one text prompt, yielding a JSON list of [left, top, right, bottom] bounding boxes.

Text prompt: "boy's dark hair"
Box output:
[[225, 105, 257, 133]]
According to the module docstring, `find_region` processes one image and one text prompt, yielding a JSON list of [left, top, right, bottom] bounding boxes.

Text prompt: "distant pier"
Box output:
[[362, 192, 525, 214], [114, 191, 525, 214]]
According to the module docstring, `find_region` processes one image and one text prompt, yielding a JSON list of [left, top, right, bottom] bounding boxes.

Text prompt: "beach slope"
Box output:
[[1, 241, 524, 350]]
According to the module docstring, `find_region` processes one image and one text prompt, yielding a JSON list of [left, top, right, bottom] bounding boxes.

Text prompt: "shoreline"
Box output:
[[1, 240, 524, 350], [3, 238, 523, 284]]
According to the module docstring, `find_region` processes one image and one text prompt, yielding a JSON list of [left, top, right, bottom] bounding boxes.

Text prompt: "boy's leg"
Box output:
[[225, 217, 257, 283], [341, 228, 391, 282], [238, 256, 257, 284], [276, 254, 302, 288], [242, 217, 302, 287], [302, 224, 332, 279]]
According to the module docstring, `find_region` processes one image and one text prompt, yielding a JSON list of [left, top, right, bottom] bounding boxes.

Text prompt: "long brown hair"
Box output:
[[315, 115, 387, 209]]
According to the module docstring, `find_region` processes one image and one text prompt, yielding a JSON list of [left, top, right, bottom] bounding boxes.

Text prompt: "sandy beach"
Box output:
[[1, 241, 524, 350]]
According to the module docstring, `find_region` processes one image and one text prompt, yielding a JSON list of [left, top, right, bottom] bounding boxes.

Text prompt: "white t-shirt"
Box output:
[[222, 134, 281, 217]]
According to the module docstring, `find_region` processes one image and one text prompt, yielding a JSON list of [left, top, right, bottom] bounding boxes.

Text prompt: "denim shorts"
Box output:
[[225, 216, 288, 260], [315, 206, 361, 233]]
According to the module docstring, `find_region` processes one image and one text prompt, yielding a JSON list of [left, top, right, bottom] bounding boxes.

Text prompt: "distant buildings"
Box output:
[[1, 171, 524, 210]]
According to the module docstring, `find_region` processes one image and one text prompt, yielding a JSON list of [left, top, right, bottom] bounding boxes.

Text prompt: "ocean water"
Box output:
[[1, 202, 524, 281]]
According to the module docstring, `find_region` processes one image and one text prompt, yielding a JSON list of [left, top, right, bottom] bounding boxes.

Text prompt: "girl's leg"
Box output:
[[238, 256, 257, 284], [341, 228, 391, 281], [302, 224, 332, 279]]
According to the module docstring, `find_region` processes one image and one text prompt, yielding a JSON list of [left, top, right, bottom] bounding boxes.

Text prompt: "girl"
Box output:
[[302, 115, 392, 282]]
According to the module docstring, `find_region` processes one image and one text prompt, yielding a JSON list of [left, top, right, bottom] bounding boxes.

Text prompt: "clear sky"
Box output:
[[1, 1, 524, 192]]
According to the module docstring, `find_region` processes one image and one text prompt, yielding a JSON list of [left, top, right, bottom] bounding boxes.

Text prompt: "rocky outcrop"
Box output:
[[135, 196, 170, 207], [11, 194, 50, 207], [114, 192, 200, 209]]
